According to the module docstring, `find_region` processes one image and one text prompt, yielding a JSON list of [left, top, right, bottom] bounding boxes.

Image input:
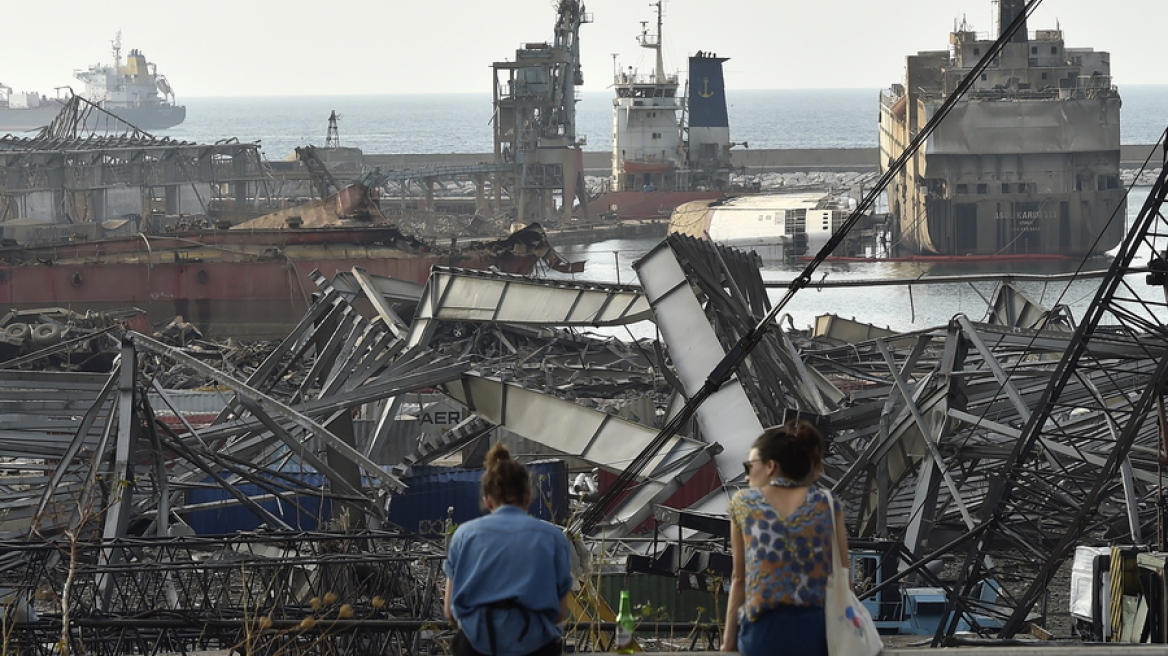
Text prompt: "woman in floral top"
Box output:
[[721, 420, 847, 656]]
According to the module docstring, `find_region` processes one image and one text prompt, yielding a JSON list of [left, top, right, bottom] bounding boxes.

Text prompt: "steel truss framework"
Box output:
[[1, 532, 446, 656], [562, 155, 1168, 641], [931, 150, 1168, 640], [689, 152, 1168, 641]]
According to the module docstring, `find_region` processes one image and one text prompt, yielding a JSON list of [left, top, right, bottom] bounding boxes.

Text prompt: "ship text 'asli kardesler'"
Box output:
[[878, 0, 1124, 258]]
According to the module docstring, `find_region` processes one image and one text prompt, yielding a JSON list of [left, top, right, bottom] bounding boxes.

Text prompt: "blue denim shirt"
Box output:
[[444, 506, 572, 656]]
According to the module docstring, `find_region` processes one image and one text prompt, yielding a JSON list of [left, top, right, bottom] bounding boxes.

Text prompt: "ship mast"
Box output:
[[639, 2, 666, 83], [111, 31, 123, 71]]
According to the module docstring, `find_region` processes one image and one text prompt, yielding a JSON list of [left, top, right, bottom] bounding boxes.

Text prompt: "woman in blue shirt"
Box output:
[[444, 444, 573, 656]]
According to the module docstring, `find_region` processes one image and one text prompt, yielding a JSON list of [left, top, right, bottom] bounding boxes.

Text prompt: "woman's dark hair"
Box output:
[[482, 443, 530, 506], [754, 420, 825, 483]]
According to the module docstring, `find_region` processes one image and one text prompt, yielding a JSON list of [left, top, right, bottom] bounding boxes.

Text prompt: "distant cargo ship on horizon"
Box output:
[[0, 32, 185, 133]]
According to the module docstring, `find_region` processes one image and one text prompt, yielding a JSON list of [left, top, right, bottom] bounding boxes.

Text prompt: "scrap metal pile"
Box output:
[[0, 163, 1167, 651]]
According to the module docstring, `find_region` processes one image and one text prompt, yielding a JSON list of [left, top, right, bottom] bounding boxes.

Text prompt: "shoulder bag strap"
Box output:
[[824, 488, 844, 574]]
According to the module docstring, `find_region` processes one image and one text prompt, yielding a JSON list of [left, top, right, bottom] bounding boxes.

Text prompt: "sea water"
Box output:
[[159, 86, 1168, 161]]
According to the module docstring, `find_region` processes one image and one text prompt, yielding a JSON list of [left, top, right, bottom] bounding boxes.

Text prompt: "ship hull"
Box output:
[[0, 257, 516, 339], [0, 227, 543, 339], [0, 102, 186, 132], [586, 190, 729, 221], [881, 97, 1126, 257]]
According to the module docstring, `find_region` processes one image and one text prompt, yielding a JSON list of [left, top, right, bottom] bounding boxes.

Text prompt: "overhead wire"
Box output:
[[573, 0, 1049, 535]]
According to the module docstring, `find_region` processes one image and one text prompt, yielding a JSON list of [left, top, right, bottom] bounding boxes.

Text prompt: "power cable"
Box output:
[[574, 0, 1048, 535]]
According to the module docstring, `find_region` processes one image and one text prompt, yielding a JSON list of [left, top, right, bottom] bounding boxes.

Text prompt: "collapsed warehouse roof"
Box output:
[[1, 153, 1167, 652]]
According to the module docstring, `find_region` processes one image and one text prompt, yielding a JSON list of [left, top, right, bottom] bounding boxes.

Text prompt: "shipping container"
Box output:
[[183, 469, 329, 534], [183, 460, 569, 537], [388, 459, 569, 537]]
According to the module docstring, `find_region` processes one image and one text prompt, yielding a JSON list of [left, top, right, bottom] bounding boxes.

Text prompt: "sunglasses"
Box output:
[[742, 458, 762, 476]]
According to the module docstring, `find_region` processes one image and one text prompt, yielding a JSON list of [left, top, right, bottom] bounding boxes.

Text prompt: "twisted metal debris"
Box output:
[[1, 152, 1167, 651]]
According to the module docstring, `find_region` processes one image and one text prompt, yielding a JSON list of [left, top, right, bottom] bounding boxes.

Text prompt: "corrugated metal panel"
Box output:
[[388, 460, 569, 538], [634, 241, 764, 481], [148, 390, 231, 414]]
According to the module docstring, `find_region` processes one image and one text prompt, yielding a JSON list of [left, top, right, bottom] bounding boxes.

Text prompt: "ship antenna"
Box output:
[[653, 1, 665, 84], [112, 31, 122, 70]]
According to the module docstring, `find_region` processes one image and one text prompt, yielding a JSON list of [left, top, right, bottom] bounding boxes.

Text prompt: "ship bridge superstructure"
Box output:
[[74, 32, 177, 112], [611, 3, 734, 194], [611, 1, 683, 192], [878, 0, 1123, 257]]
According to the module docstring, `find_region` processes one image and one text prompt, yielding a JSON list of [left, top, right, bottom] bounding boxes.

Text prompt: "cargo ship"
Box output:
[[0, 220, 572, 340], [877, 0, 1124, 257], [583, 2, 743, 221], [0, 33, 185, 133]]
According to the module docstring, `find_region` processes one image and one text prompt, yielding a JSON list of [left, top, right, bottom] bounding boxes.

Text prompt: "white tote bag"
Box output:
[[824, 491, 883, 656]]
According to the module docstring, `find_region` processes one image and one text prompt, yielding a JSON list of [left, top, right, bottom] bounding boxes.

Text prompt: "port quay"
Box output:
[[362, 145, 1161, 177]]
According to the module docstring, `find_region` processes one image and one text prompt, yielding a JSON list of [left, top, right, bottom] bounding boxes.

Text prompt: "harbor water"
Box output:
[[548, 186, 1153, 335], [159, 86, 1168, 161]]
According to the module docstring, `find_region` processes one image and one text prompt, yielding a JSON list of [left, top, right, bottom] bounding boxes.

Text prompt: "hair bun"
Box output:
[[485, 442, 512, 469]]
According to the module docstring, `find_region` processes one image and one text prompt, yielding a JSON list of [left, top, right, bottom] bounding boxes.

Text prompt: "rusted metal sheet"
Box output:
[[232, 183, 386, 229], [0, 225, 567, 338]]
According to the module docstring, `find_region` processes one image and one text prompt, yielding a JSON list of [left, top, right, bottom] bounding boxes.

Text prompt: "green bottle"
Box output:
[[615, 590, 635, 653]]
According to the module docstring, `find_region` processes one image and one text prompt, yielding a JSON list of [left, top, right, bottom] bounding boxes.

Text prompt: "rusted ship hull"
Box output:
[[0, 226, 559, 339]]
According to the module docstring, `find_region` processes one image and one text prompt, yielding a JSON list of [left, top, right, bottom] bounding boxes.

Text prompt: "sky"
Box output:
[[1, 0, 1162, 98]]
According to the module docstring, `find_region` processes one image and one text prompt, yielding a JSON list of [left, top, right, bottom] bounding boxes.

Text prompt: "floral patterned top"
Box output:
[[727, 485, 840, 622]]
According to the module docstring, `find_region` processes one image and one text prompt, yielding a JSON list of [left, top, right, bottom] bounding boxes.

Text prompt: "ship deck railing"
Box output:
[[919, 83, 1118, 103]]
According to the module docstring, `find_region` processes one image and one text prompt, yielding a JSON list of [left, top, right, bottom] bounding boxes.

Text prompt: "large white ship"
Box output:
[[878, 0, 1124, 257], [0, 33, 185, 133]]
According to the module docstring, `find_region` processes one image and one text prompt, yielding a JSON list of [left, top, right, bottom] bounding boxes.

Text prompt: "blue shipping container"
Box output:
[[388, 459, 569, 537], [184, 470, 329, 534], [183, 461, 569, 537]]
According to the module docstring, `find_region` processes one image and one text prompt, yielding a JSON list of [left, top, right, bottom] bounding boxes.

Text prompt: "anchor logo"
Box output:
[[698, 77, 715, 98]]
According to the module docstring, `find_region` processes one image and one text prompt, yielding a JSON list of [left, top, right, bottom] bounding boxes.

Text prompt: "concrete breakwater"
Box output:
[[364, 145, 1160, 176], [359, 145, 1160, 202], [360, 148, 880, 176]]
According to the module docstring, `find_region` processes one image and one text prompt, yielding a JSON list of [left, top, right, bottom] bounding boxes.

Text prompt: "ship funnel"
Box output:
[[688, 54, 729, 128], [999, 0, 1028, 43]]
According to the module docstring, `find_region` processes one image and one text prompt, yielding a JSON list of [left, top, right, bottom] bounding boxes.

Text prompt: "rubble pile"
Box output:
[[0, 306, 145, 371], [0, 170, 1165, 652]]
